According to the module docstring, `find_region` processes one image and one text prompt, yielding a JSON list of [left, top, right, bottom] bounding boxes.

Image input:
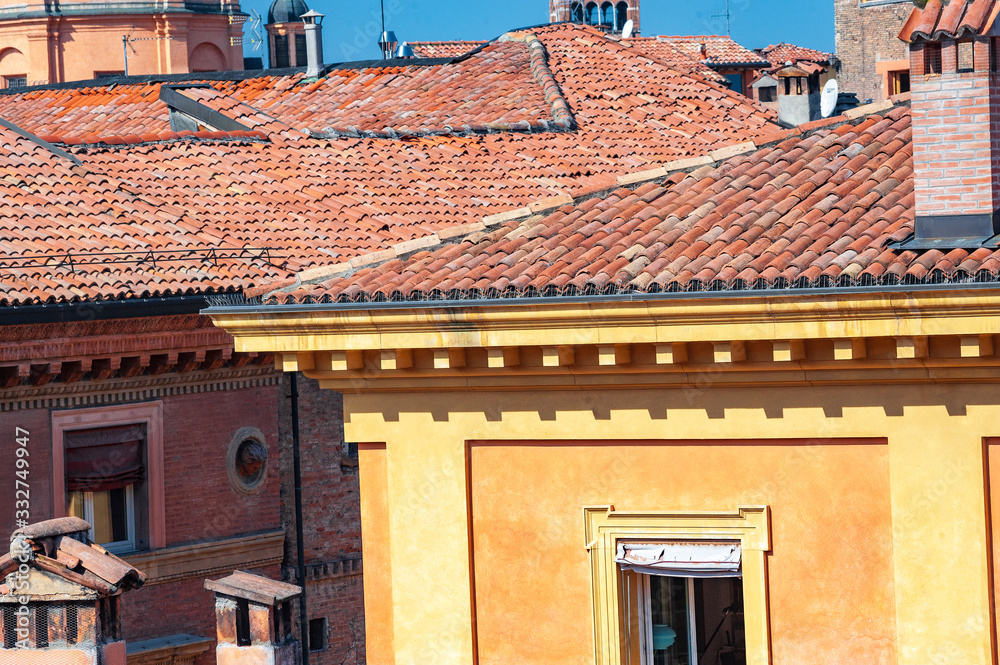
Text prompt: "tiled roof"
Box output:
[[757, 42, 834, 66], [0, 23, 779, 306], [409, 40, 486, 58], [625, 37, 727, 82], [261, 104, 982, 304], [899, 0, 999, 42], [656, 35, 770, 68]]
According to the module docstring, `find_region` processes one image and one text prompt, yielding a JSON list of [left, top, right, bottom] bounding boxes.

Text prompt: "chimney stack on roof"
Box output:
[[301, 9, 324, 78], [900, 0, 1000, 248]]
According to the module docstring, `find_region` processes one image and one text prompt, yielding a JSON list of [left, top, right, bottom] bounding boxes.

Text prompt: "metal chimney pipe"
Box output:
[[301, 9, 324, 78]]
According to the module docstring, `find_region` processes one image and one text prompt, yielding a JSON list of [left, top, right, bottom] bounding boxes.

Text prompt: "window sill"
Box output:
[[124, 530, 284, 586]]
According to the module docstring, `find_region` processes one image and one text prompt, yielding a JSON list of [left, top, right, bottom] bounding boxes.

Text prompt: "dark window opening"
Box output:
[[66, 604, 78, 645], [571, 1, 584, 22], [758, 86, 777, 103], [2, 605, 15, 648], [925, 42, 942, 75], [891, 70, 910, 95], [616, 1, 629, 32], [796, 77, 803, 95], [295, 34, 307, 68], [308, 617, 327, 652], [958, 39, 975, 72], [585, 2, 599, 25], [784, 77, 791, 95], [601, 1, 614, 26], [35, 606, 48, 648], [100, 597, 120, 641], [274, 35, 290, 68], [992, 37, 1000, 72], [236, 599, 252, 647], [95, 71, 124, 79], [725, 73, 743, 93], [4, 76, 26, 89]]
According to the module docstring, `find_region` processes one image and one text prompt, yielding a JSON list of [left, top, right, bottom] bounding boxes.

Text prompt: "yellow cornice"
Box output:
[[205, 288, 1000, 391], [209, 289, 1000, 354]]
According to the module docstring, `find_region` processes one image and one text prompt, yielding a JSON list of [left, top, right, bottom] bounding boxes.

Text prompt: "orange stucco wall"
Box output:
[[467, 439, 897, 665], [0, 11, 241, 87], [359, 442, 394, 665]]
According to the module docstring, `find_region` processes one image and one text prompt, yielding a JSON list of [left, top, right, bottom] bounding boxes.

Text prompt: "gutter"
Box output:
[[202, 281, 1000, 317], [4, 295, 210, 325]]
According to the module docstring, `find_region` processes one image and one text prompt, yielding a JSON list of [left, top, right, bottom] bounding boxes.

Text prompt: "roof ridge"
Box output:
[[40, 129, 269, 147]]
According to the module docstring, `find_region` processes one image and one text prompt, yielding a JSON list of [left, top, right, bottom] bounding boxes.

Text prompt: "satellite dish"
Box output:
[[820, 79, 839, 118], [622, 19, 634, 39]]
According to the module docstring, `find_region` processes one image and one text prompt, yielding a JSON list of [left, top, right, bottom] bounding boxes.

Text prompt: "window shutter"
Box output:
[[615, 541, 742, 578], [65, 425, 145, 492]]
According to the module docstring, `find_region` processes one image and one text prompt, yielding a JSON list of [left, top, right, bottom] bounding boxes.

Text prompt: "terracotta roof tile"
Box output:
[[652, 35, 770, 67], [758, 42, 834, 65], [899, 0, 1000, 42], [409, 40, 485, 58], [262, 104, 1000, 304], [0, 23, 779, 306]]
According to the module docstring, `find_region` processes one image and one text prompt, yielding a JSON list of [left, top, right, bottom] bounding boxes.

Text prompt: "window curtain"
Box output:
[[65, 424, 145, 493], [615, 541, 742, 578]]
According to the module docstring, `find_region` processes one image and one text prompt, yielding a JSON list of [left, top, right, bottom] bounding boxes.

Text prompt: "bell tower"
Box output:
[[550, 0, 640, 35]]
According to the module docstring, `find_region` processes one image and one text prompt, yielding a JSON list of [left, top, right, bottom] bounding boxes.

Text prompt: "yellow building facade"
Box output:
[[209, 288, 1000, 665]]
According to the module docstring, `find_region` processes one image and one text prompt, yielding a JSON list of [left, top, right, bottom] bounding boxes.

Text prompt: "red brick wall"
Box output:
[[162, 385, 280, 546], [0, 382, 282, 665], [834, 0, 911, 102], [121, 563, 281, 665], [911, 36, 1000, 217], [0, 408, 53, 535], [278, 374, 365, 665]]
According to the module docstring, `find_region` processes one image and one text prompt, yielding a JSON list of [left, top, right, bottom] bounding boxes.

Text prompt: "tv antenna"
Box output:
[[712, 0, 731, 35], [122, 30, 174, 76]]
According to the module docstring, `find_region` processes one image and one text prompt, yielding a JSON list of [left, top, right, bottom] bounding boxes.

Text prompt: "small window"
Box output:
[[958, 39, 975, 72], [65, 424, 147, 554], [308, 617, 327, 652], [724, 73, 743, 93], [585, 2, 599, 25], [295, 34, 307, 68], [236, 599, 252, 647], [925, 42, 942, 75], [601, 1, 614, 26], [94, 71, 124, 79], [784, 77, 791, 95], [796, 77, 803, 95], [616, 1, 629, 32], [227, 427, 269, 495], [571, 1, 584, 22], [4, 76, 25, 89], [891, 70, 910, 95], [274, 34, 290, 68], [66, 604, 78, 645], [34, 606, 48, 648], [758, 85, 777, 103]]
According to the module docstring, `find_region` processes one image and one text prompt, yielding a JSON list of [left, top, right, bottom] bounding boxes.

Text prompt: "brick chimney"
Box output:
[[0, 518, 145, 665], [901, 0, 1000, 247], [205, 571, 302, 665]]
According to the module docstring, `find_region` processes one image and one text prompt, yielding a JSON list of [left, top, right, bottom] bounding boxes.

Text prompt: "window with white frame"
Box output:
[[617, 542, 747, 665], [64, 424, 148, 554]]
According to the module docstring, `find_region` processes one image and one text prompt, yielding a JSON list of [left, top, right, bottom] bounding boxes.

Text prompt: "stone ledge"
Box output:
[[125, 530, 284, 586], [127, 634, 214, 665]]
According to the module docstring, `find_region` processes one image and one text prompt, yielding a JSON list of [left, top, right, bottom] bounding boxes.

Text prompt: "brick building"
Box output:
[[549, 0, 639, 34], [834, 0, 911, 102]]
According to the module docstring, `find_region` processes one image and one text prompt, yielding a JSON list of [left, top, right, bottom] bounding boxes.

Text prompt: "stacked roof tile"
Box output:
[[899, 0, 999, 42], [654, 35, 770, 67], [409, 40, 485, 58], [757, 42, 834, 66], [263, 105, 957, 304], [0, 23, 780, 306]]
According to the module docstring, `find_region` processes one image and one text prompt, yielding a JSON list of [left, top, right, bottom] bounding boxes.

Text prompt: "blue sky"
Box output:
[[242, 0, 835, 64]]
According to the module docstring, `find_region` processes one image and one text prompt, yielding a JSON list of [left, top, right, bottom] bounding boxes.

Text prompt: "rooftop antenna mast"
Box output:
[[122, 31, 174, 76], [712, 0, 731, 35]]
